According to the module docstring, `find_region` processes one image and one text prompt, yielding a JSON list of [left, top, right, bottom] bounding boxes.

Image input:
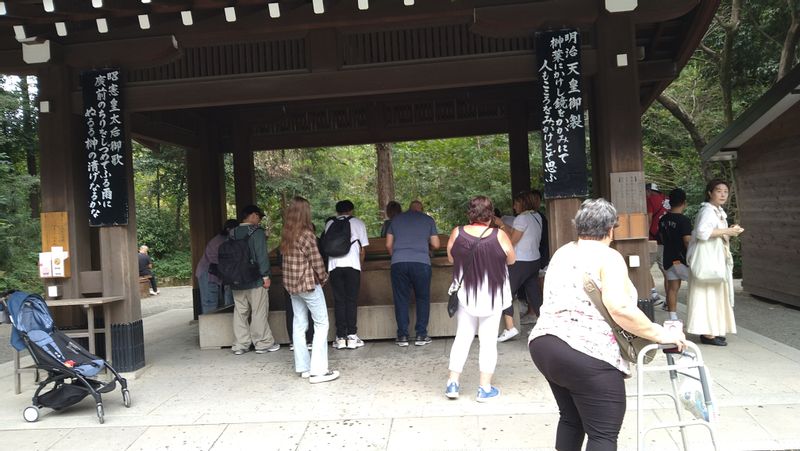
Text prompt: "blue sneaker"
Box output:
[[445, 382, 460, 399], [476, 386, 500, 402]]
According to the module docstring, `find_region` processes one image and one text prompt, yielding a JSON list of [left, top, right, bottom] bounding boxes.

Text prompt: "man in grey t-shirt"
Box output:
[[386, 200, 440, 347]]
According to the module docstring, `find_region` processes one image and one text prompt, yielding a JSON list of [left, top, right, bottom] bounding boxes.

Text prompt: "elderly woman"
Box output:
[[494, 191, 544, 342], [686, 179, 743, 346], [445, 196, 515, 402], [529, 198, 686, 451]]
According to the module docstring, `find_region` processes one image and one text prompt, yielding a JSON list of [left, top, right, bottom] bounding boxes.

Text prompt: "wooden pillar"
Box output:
[[188, 118, 226, 318], [232, 121, 255, 213], [546, 198, 581, 254], [37, 65, 91, 300], [508, 100, 531, 200], [591, 11, 651, 299]]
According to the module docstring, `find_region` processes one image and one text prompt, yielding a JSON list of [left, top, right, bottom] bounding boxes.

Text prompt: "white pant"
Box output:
[[448, 307, 502, 374]]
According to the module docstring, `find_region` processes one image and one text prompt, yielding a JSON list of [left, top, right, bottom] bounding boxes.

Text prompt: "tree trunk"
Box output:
[[375, 142, 395, 214], [719, 0, 742, 126], [656, 94, 708, 152], [777, 0, 800, 80], [20, 77, 40, 218]]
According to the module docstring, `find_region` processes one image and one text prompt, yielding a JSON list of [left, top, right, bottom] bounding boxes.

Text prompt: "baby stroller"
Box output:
[[0, 290, 131, 423]]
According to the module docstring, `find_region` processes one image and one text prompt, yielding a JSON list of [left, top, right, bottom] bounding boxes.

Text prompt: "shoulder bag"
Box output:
[[582, 274, 656, 364], [688, 237, 727, 283], [447, 226, 491, 318]]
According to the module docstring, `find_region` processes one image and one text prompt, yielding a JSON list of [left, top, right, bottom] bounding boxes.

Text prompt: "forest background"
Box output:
[[1, 0, 798, 292]]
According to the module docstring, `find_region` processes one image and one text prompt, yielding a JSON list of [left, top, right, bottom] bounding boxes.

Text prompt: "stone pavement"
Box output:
[[1, 283, 800, 450]]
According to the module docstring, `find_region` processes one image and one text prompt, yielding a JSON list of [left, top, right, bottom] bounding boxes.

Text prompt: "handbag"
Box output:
[[447, 226, 492, 318], [688, 237, 727, 283], [582, 274, 656, 364]]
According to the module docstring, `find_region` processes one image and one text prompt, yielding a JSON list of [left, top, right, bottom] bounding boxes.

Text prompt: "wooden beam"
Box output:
[[116, 51, 596, 112], [471, 0, 599, 37], [633, 0, 700, 24], [637, 60, 677, 83], [130, 113, 200, 149], [62, 35, 180, 70]]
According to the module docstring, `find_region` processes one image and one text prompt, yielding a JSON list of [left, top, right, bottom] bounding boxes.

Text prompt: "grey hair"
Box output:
[[573, 198, 617, 240]]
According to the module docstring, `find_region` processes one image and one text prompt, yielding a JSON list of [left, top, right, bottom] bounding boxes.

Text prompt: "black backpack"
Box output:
[[319, 216, 358, 258], [216, 227, 262, 286]]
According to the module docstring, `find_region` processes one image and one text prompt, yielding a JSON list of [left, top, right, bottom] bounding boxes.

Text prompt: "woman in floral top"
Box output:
[[280, 196, 339, 384], [528, 198, 686, 451]]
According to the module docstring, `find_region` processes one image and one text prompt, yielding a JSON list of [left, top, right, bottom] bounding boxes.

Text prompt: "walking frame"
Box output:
[[632, 342, 719, 451]]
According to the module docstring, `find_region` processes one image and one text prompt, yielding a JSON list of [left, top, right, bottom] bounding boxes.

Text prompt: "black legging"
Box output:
[[530, 335, 626, 451], [503, 259, 541, 317]]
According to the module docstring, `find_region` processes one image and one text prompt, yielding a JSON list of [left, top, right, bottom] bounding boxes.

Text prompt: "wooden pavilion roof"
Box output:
[[2, 0, 719, 150]]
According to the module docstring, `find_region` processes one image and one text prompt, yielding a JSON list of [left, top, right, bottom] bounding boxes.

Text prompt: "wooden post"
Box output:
[[591, 11, 651, 299], [508, 99, 531, 200], [546, 198, 581, 254], [188, 117, 226, 318], [37, 65, 91, 300], [232, 121, 255, 213]]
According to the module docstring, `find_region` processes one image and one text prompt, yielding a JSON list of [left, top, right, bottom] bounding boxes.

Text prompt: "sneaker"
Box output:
[[520, 314, 537, 325], [445, 381, 460, 399], [332, 337, 346, 349], [346, 334, 364, 349], [232, 348, 247, 355], [149, 289, 157, 296], [414, 336, 432, 346], [289, 343, 295, 351], [255, 343, 280, 354], [476, 386, 500, 402], [497, 327, 519, 342], [396, 336, 409, 347], [299, 371, 310, 379], [307, 343, 313, 350], [309, 370, 340, 384], [649, 290, 662, 302]]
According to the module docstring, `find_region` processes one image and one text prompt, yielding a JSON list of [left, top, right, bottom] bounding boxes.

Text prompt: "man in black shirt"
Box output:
[[658, 189, 692, 320]]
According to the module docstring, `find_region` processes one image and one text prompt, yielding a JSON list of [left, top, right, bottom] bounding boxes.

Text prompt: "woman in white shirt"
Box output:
[[686, 179, 743, 346], [493, 191, 543, 342], [529, 198, 686, 451]]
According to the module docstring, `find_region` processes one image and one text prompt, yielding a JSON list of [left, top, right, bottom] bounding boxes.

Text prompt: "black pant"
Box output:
[[529, 335, 626, 451], [503, 259, 541, 317], [284, 289, 313, 344], [330, 267, 360, 337]]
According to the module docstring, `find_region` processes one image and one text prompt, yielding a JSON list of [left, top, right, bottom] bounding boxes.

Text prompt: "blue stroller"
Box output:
[[0, 291, 131, 423]]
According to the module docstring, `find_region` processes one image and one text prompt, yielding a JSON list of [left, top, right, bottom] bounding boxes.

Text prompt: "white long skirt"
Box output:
[[686, 274, 736, 337]]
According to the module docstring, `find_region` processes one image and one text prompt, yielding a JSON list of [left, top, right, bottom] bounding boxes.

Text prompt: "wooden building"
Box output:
[[0, 0, 717, 371], [702, 64, 800, 308]]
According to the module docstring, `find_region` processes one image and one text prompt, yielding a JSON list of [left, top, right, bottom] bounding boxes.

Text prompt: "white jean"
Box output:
[[290, 285, 330, 376], [448, 307, 503, 374]]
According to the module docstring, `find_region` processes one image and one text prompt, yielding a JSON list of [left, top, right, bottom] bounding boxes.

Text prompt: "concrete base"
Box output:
[[199, 303, 520, 349]]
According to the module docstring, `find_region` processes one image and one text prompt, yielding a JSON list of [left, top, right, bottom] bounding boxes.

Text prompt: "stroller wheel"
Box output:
[[96, 404, 104, 424], [23, 406, 39, 423], [122, 389, 131, 408]]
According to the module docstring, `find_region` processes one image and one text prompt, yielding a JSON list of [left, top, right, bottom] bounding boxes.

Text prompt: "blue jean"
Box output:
[[198, 270, 217, 314], [390, 262, 432, 338], [290, 285, 330, 376]]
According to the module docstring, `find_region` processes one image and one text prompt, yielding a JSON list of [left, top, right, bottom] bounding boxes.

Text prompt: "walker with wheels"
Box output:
[[632, 342, 719, 451]]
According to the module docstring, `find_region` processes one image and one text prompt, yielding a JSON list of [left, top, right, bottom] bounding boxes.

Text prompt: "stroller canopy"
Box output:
[[6, 291, 54, 352]]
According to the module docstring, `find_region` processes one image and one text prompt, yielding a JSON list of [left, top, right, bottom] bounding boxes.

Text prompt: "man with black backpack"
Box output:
[[221, 205, 279, 355], [321, 200, 369, 350]]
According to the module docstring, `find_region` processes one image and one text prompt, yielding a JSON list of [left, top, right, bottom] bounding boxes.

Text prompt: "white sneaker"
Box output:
[[332, 337, 346, 349], [149, 289, 157, 296], [497, 327, 519, 342], [346, 334, 364, 349], [309, 370, 340, 384], [299, 371, 310, 378]]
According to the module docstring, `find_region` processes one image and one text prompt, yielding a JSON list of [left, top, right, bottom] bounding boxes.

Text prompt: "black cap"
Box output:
[[335, 200, 355, 214], [240, 205, 265, 221]]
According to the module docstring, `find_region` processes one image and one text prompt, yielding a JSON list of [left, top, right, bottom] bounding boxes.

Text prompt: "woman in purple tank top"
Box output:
[[444, 196, 515, 402]]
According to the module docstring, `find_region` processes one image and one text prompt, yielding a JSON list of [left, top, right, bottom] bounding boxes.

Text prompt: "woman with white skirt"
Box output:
[[686, 179, 744, 346]]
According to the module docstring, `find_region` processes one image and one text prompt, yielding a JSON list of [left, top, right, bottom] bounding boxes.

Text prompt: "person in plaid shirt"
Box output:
[[280, 196, 340, 384]]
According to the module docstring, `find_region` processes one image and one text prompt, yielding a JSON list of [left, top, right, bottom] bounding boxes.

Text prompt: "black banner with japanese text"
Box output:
[[81, 68, 128, 226], [536, 29, 588, 199]]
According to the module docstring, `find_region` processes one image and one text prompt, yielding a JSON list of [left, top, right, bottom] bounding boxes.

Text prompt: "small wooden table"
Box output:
[[46, 296, 124, 362]]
